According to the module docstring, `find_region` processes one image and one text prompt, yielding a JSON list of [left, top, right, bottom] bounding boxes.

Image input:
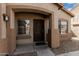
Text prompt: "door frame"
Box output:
[[33, 19, 45, 44]]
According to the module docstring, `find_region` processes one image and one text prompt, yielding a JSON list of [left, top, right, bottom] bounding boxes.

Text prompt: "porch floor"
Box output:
[[10, 43, 55, 56], [10, 44, 37, 56], [52, 37, 79, 55]]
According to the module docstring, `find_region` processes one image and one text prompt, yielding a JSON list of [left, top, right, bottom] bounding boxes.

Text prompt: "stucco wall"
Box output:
[[71, 5, 79, 40], [6, 3, 59, 29], [71, 5, 79, 24], [6, 3, 68, 34], [58, 9, 72, 41], [0, 3, 72, 55], [58, 10, 71, 33], [0, 4, 8, 55], [6, 3, 61, 49]]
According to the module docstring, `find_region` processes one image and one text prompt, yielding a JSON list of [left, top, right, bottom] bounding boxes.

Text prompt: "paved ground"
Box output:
[[35, 45, 55, 56], [10, 44, 37, 56], [10, 36, 79, 56], [10, 44, 55, 56], [52, 37, 79, 55], [10, 43, 79, 56], [58, 50, 79, 56]]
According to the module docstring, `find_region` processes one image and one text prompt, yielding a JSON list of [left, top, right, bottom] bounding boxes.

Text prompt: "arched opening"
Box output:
[[7, 5, 53, 54], [14, 9, 51, 45], [13, 8, 52, 53]]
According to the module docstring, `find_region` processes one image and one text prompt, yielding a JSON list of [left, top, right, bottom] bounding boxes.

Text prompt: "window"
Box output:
[[17, 20, 30, 35], [58, 20, 68, 34]]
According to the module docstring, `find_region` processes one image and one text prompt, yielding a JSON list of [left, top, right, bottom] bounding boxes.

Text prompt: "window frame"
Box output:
[[17, 19, 31, 35], [58, 19, 68, 34]]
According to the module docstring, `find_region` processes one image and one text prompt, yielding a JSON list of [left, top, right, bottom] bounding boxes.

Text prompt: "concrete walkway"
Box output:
[[52, 38, 79, 55], [11, 44, 79, 56], [10, 44, 37, 56], [58, 50, 79, 56], [10, 44, 55, 56], [35, 45, 55, 56], [10, 44, 79, 56]]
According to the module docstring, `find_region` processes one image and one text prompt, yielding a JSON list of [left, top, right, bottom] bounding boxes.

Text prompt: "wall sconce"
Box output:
[[3, 14, 9, 22]]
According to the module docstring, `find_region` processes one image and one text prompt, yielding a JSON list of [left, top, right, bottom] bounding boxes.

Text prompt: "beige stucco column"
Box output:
[[51, 13, 60, 48], [9, 9, 16, 53], [6, 7, 16, 53], [0, 3, 8, 55]]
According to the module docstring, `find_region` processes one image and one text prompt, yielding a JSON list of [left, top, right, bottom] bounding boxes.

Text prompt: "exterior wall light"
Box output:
[[3, 14, 9, 22]]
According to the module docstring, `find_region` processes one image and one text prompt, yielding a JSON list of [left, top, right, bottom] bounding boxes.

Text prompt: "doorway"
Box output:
[[33, 20, 45, 45]]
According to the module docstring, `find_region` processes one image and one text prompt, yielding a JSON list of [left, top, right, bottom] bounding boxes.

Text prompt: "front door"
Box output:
[[33, 20, 45, 45]]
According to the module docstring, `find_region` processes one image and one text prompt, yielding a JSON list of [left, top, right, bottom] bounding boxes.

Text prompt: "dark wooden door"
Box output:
[[33, 20, 45, 45]]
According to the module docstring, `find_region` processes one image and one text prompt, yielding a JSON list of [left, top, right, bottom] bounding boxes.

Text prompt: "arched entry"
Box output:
[[6, 5, 53, 53], [15, 12, 50, 46]]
